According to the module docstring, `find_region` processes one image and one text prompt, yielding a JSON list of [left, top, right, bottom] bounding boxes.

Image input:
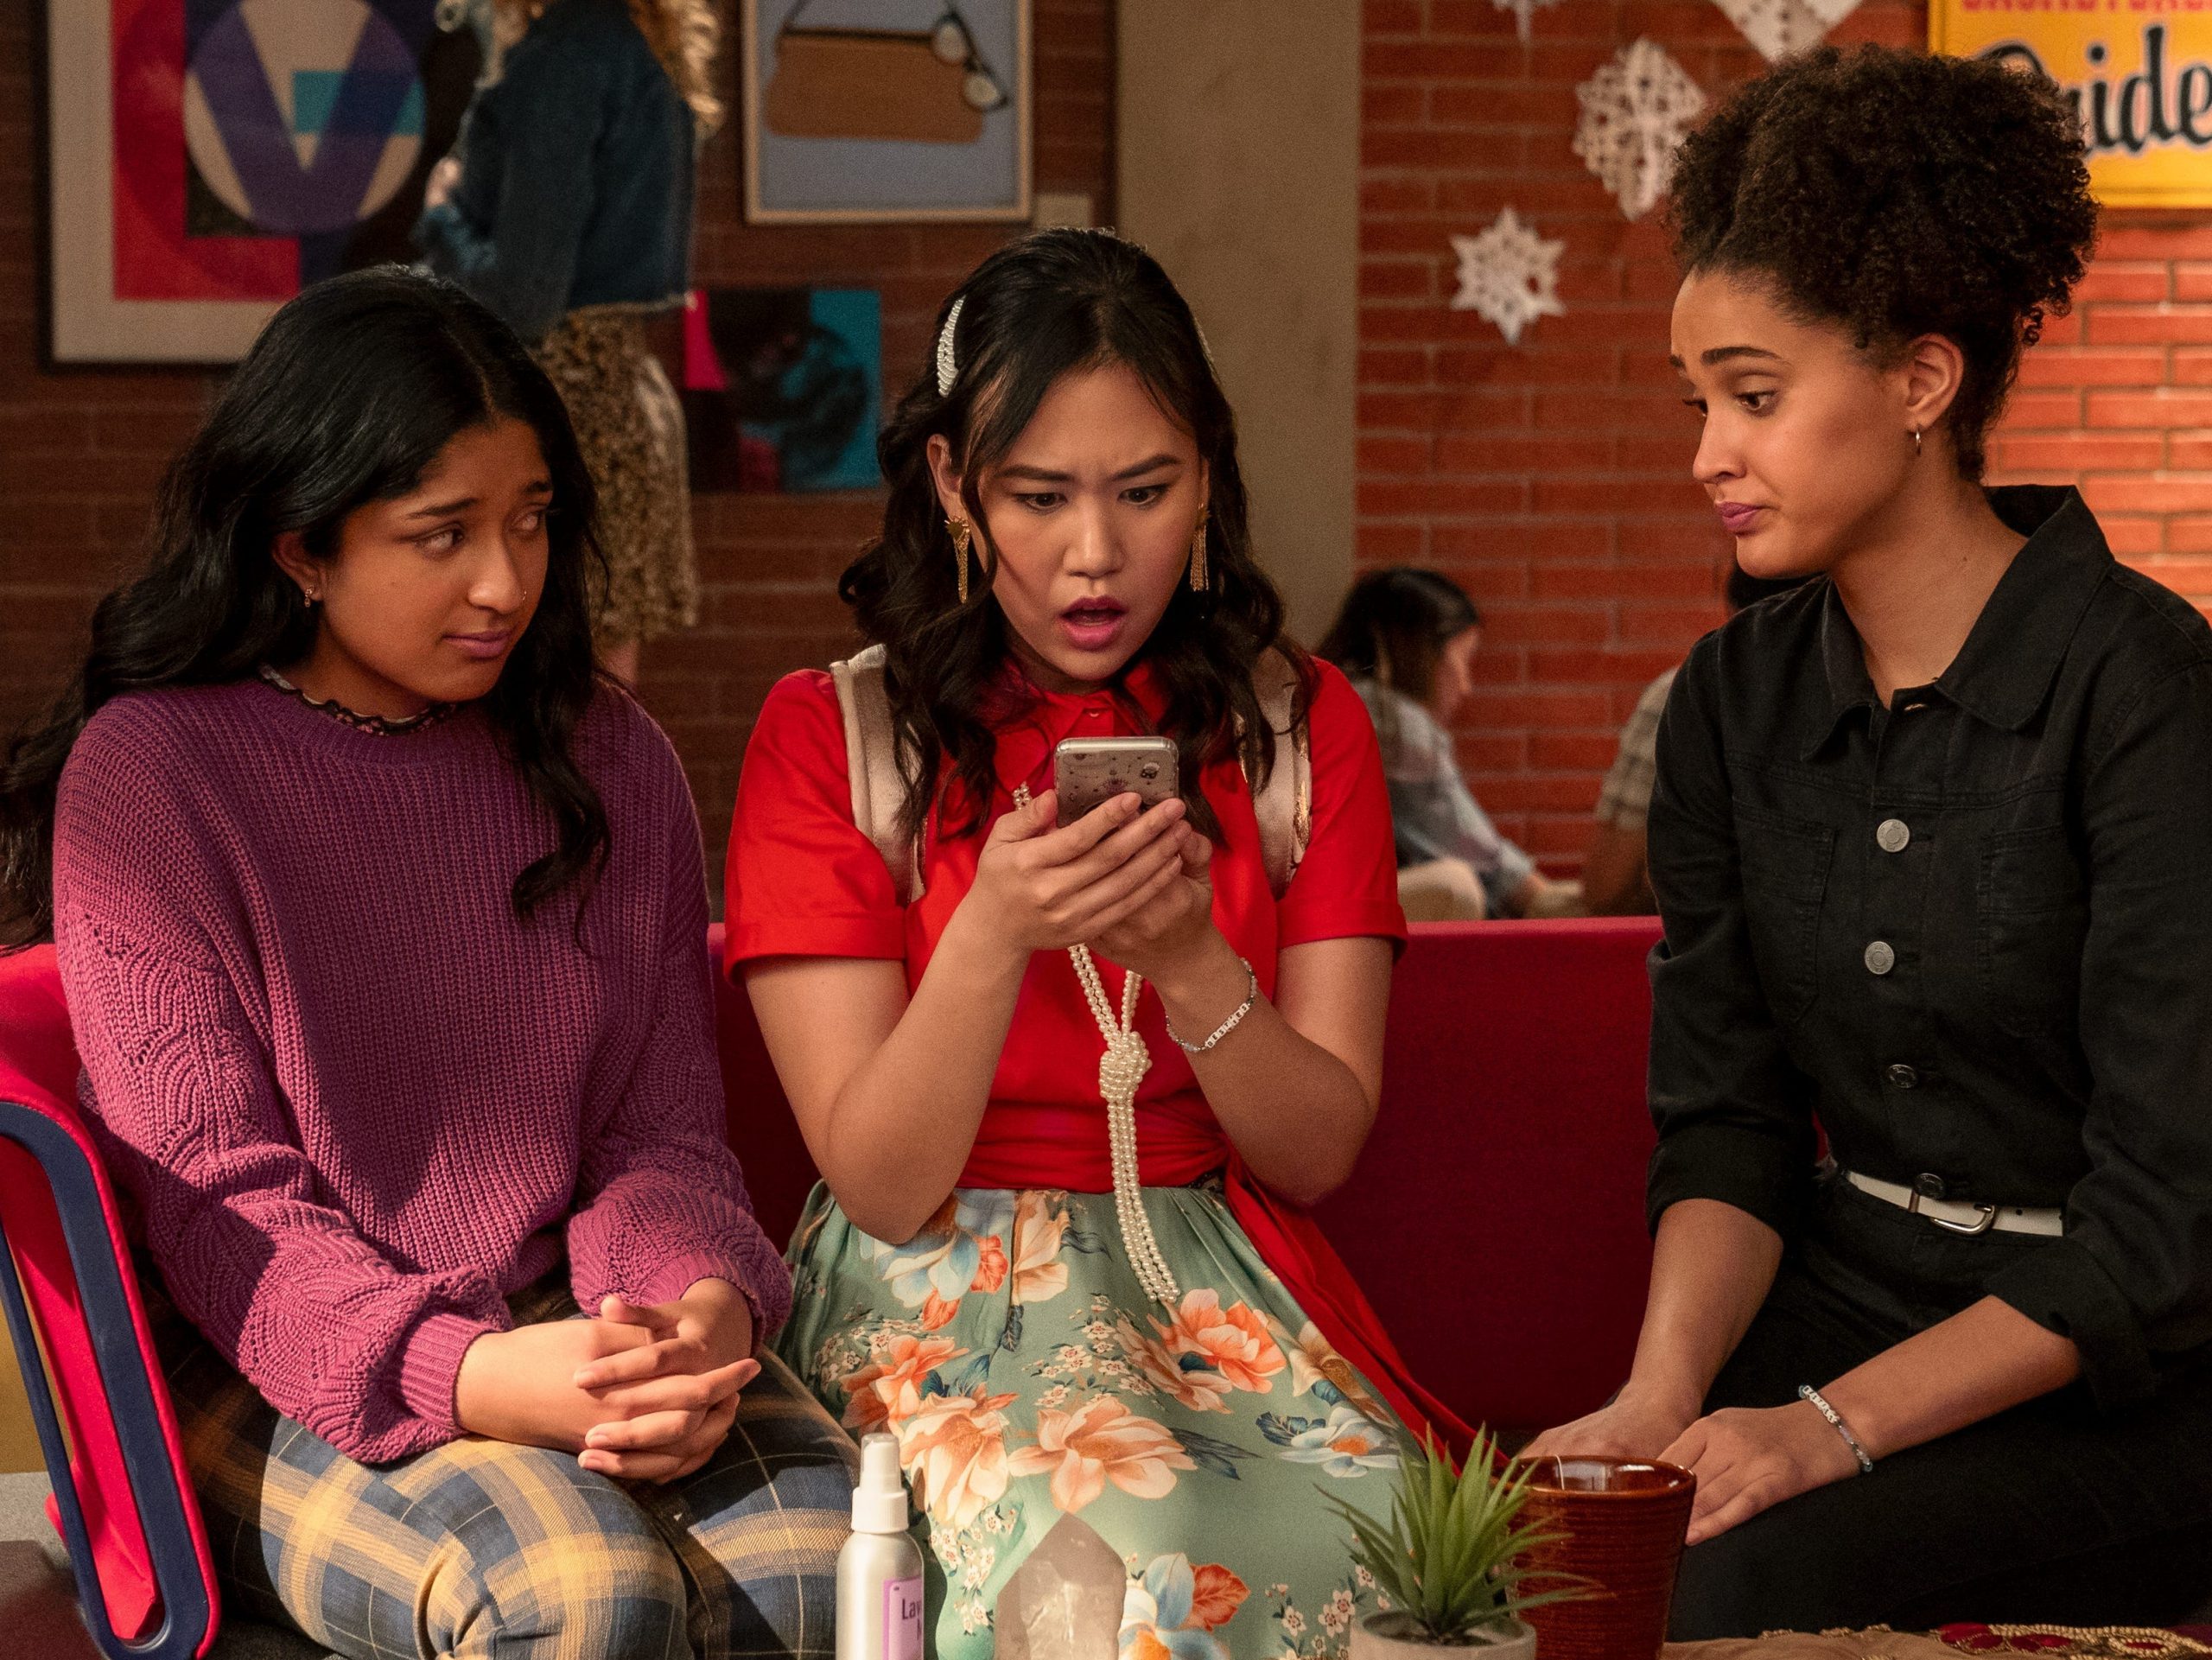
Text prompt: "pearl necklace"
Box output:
[[1014, 785, 1181, 1306]]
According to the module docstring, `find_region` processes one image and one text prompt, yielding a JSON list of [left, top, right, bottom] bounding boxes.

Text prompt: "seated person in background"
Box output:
[[1583, 564, 1804, 914], [1320, 568, 1583, 920], [0, 268, 850, 1660]]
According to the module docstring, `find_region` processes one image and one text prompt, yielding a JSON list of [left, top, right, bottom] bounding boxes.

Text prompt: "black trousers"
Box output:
[[1667, 1178, 2212, 1638]]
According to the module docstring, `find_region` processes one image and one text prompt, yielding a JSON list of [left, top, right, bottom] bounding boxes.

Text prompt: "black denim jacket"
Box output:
[[414, 0, 694, 342], [1645, 486, 2212, 1408]]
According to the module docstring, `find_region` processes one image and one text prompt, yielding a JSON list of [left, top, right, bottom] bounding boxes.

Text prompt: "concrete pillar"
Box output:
[[1116, 3, 1361, 646]]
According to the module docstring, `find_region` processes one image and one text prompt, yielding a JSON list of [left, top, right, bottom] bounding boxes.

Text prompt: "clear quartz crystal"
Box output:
[[992, 1513, 1124, 1660]]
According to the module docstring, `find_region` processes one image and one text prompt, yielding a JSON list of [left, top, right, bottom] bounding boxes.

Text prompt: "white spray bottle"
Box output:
[[838, 1432, 925, 1660]]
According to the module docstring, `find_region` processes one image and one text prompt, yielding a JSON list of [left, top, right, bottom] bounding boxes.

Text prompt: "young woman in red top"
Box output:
[[726, 230, 1459, 1658]]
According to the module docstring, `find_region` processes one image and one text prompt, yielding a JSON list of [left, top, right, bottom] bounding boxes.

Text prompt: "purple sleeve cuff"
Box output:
[[612, 1249, 793, 1349], [394, 1310, 501, 1434]]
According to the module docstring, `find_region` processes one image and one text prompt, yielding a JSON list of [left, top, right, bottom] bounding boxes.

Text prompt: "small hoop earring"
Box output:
[[1912, 428, 1923, 457], [948, 517, 974, 605], [1188, 506, 1211, 593]]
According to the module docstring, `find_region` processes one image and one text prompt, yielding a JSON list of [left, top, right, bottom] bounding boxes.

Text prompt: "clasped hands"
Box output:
[[1521, 1380, 1866, 1546], [454, 1276, 756, 1483]]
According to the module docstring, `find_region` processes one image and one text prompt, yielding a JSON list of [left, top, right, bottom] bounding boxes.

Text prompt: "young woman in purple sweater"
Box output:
[[0, 268, 851, 1660]]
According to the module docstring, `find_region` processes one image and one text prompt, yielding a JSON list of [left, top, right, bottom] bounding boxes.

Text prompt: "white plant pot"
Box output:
[[1350, 1612, 1537, 1658]]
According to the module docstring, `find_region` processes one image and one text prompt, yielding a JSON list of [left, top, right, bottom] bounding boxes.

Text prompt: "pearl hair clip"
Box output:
[[935, 296, 964, 398]]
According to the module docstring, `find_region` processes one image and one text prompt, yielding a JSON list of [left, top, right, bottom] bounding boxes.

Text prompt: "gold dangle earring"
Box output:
[[1188, 506, 1211, 593], [1912, 428, 1923, 458], [948, 516, 974, 605]]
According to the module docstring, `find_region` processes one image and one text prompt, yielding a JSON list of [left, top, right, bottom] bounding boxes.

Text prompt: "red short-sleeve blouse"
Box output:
[[723, 656, 1405, 1118]]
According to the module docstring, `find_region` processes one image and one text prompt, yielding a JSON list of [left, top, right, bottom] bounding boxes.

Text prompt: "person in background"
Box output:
[[1319, 568, 1583, 920], [0, 269, 849, 1660], [416, 0, 715, 685], [1583, 564, 1804, 914]]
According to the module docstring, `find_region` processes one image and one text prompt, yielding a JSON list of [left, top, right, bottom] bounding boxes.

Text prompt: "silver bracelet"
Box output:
[[1797, 1383, 1874, 1475], [1164, 957, 1260, 1054]]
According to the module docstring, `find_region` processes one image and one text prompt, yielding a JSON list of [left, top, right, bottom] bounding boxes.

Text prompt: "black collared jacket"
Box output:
[[1645, 485, 2212, 1408]]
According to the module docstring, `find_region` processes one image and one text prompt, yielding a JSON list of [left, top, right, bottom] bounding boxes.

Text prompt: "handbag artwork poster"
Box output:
[[740, 0, 1032, 224]]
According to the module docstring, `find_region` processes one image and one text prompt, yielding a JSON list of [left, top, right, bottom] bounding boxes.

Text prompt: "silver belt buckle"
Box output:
[[1905, 1189, 1999, 1235]]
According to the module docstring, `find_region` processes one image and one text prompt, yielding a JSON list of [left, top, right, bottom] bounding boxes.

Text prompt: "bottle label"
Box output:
[[885, 1575, 923, 1660]]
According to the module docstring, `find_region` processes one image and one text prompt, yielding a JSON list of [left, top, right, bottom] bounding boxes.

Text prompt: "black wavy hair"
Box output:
[[1668, 45, 2097, 480], [0, 266, 609, 946], [1317, 568, 1481, 707], [841, 228, 1299, 844]]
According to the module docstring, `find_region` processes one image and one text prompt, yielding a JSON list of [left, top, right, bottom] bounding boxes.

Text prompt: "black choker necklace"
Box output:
[[258, 665, 456, 736]]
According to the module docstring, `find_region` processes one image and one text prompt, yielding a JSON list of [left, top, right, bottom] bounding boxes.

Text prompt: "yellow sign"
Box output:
[[1931, 8, 2212, 206]]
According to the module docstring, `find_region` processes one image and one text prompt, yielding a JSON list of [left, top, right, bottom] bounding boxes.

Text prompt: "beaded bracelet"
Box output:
[[1165, 957, 1260, 1054], [1798, 1383, 1875, 1475]]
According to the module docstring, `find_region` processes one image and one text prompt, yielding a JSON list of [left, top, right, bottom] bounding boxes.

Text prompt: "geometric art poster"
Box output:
[[682, 288, 885, 493], [46, 0, 480, 363]]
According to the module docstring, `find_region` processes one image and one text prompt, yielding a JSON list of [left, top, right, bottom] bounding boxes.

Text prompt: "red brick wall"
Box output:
[[0, 0, 1113, 901], [1358, 0, 2212, 873], [1990, 226, 2212, 595], [15, 0, 2212, 896]]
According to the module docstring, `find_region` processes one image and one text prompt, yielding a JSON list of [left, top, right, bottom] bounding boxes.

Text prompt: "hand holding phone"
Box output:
[[1052, 736, 1180, 824], [963, 762, 1191, 959]]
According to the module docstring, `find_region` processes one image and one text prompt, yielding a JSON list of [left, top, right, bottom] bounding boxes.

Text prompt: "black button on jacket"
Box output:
[[1645, 485, 2212, 1408]]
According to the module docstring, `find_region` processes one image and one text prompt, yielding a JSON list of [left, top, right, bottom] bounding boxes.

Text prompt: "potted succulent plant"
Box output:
[[1325, 1428, 1588, 1657]]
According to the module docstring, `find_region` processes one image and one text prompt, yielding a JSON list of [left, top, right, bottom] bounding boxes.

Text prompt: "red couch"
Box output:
[[0, 916, 1662, 1512], [0, 918, 1662, 1655], [711, 916, 1664, 1434]]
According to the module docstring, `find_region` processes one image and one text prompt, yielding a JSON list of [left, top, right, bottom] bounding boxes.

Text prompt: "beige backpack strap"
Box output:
[[1247, 648, 1313, 900], [830, 644, 926, 906]]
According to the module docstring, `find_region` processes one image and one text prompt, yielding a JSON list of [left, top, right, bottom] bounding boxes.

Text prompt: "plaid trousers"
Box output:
[[159, 1279, 857, 1660]]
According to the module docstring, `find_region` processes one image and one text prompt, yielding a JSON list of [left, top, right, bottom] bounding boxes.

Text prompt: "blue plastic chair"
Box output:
[[0, 944, 219, 1658]]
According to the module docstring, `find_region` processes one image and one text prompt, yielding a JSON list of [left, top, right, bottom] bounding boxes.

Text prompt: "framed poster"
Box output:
[[44, 0, 480, 365], [1933, 4, 2212, 207], [740, 0, 1032, 224], [682, 286, 884, 493]]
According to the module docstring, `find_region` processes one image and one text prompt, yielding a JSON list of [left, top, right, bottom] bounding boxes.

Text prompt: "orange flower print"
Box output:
[[1263, 1313, 1389, 1421], [1008, 1395, 1195, 1513], [925, 1235, 1007, 1329], [895, 1383, 1019, 1530], [868, 1190, 1016, 1331], [839, 1333, 966, 1434], [1009, 1190, 1071, 1305], [1185, 1563, 1250, 1631], [1120, 1555, 1250, 1660], [1155, 1290, 1286, 1395], [1116, 1317, 1234, 1414]]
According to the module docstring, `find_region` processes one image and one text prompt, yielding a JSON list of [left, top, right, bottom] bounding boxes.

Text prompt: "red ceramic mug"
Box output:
[[1512, 1456, 1696, 1660]]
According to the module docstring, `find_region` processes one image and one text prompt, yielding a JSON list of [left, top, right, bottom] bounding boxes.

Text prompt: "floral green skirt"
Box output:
[[778, 1180, 1407, 1660]]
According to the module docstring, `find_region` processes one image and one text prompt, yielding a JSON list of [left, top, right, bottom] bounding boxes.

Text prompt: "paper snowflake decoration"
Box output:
[[1573, 39, 1706, 221], [1491, 0, 1564, 44], [1451, 208, 1567, 347], [1708, 0, 1861, 62]]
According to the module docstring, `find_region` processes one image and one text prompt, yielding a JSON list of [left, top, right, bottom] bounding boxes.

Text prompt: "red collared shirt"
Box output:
[[723, 655, 1406, 1123]]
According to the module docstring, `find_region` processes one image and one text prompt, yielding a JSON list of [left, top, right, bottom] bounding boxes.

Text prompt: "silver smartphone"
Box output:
[[1052, 736, 1180, 824]]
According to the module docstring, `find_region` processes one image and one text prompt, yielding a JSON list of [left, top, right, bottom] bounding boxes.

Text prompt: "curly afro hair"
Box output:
[[1668, 46, 2096, 480]]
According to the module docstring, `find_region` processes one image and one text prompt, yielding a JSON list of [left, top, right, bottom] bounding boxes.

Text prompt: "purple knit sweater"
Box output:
[[50, 677, 791, 1464]]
